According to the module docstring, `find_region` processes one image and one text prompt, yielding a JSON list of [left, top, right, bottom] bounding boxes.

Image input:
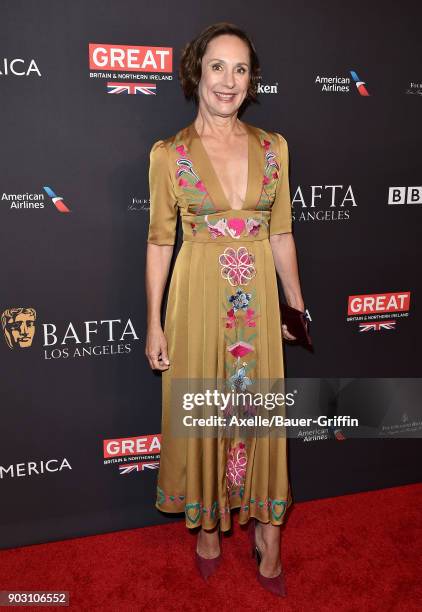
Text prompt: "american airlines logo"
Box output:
[[388, 187, 422, 205], [315, 70, 370, 95], [2, 186, 70, 212]]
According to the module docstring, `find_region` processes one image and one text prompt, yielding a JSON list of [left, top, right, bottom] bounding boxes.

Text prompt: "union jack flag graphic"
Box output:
[[359, 320, 396, 332], [119, 461, 160, 474], [106, 82, 157, 95]]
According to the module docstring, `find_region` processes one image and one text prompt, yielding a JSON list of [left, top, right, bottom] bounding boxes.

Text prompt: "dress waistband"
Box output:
[[183, 234, 269, 243], [181, 211, 270, 243]]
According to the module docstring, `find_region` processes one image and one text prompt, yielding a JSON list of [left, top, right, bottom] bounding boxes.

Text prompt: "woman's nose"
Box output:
[[222, 70, 235, 88]]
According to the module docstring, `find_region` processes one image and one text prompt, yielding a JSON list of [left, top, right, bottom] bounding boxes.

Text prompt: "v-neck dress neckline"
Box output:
[[189, 121, 252, 213]]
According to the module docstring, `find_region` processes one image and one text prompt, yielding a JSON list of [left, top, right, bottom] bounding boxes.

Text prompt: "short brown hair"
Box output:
[[179, 22, 261, 112]]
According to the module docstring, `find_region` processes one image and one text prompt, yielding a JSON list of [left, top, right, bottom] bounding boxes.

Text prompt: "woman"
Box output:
[[145, 22, 306, 597]]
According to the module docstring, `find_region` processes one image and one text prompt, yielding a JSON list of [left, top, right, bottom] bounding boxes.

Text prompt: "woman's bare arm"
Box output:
[[270, 232, 305, 340], [145, 243, 174, 370]]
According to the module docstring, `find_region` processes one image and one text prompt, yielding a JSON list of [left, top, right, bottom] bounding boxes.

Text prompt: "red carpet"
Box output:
[[1, 483, 421, 611]]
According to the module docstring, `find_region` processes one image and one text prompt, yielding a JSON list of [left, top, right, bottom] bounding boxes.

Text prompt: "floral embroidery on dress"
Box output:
[[205, 216, 227, 238], [172, 131, 281, 218], [257, 135, 281, 211], [226, 217, 247, 238], [226, 442, 247, 488], [245, 217, 261, 236], [203, 215, 266, 239], [156, 484, 289, 523], [229, 289, 252, 311], [263, 139, 280, 177], [245, 308, 257, 327], [227, 340, 254, 358], [228, 360, 253, 392], [218, 247, 256, 286], [222, 397, 258, 419], [224, 308, 237, 329], [217, 239, 257, 501], [175, 144, 201, 184], [173, 142, 218, 214], [219, 254, 257, 425], [223, 290, 259, 329]]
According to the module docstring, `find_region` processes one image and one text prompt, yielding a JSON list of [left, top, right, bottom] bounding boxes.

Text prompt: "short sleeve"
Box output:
[[269, 133, 293, 236], [147, 139, 178, 245]]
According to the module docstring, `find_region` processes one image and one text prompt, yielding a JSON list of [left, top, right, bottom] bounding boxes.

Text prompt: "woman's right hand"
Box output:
[[145, 325, 170, 371]]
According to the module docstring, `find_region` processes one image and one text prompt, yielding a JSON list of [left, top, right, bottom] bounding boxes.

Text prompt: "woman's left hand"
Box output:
[[282, 323, 297, 341]]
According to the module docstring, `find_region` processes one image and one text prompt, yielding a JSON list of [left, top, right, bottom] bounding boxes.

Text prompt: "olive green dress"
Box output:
[[147, 121, 293, 532]]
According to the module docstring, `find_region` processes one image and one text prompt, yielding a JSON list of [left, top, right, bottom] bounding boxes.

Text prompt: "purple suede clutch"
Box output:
[[280, 303, 313, 349]]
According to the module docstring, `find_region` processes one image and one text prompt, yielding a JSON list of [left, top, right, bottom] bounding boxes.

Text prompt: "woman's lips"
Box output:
[[214, 92, 236, 101]]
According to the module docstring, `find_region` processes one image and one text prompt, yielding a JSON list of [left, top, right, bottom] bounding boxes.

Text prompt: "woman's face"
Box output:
[[197, 34, 251, 118]]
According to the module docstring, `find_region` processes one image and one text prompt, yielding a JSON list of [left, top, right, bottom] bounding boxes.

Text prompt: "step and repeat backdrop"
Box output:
[[1, 1, 421, 548]]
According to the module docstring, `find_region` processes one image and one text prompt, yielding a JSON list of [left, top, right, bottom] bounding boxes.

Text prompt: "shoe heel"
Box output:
[[247, 518, 257, 557]]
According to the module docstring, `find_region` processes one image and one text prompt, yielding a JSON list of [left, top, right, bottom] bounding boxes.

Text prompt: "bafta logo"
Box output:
[[1, 307, 36, 349]]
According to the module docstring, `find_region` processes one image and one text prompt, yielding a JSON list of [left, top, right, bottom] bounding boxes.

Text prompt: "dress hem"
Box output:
[[154, 499, 293, 533]]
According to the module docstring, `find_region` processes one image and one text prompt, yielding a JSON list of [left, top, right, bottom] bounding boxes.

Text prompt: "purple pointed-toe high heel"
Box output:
[[247, 518, 286, 597], [195, 526, 222, 581]]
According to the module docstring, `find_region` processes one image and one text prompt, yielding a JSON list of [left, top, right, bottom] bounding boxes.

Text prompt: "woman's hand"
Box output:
[[281, 324, 297, 342], [270, 233, 305, 344], [145, 325, 170, 371], [145, 243, 174, 371]]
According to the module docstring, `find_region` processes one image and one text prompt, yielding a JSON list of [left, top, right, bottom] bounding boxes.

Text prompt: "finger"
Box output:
[[149, 353, 166, 371], [160, 348, 170, 366], [282, 326, 296, 341], [283, 329, 296, 338], [157, 354, 170, 370]]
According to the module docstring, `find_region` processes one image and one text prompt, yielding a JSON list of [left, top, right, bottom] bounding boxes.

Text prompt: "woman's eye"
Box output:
[[211, 64, 248, 73]]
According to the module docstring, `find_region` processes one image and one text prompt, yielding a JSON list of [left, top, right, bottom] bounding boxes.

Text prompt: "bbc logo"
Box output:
[[388, 186, 422, 204]]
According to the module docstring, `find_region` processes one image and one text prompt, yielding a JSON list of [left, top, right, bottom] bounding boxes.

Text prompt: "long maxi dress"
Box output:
[[147, 121, 294, 532]]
